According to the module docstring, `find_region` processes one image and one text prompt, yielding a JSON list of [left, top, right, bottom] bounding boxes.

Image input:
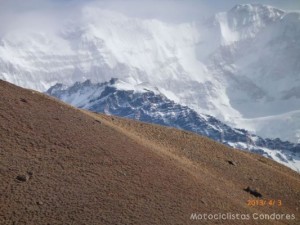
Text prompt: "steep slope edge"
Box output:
[[47, 79, 300, 172], [0, 80, 299, 225]]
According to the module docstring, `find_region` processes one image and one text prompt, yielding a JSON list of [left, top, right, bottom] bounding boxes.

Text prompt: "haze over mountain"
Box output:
[[0, 2, 300, 143]]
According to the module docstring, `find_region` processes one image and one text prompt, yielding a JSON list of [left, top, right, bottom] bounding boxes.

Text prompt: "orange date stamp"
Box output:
[[247, 199, 282, 207]]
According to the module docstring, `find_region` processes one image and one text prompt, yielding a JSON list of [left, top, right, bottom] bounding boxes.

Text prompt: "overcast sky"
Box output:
[[1, 0, 300, 17], [0, 0, 299, 32]]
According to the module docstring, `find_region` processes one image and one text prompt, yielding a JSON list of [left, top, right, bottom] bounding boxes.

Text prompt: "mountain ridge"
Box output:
[[47, 78, 300, 172], [0, 3, 299, 142]]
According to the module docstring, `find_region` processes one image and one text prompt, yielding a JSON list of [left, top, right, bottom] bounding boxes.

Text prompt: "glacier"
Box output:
[[0, 3, 300, 143]]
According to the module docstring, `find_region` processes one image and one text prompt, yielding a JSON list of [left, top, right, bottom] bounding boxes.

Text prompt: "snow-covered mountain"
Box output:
[[0, 3, 300, 143], [47, 78, 300, 172]]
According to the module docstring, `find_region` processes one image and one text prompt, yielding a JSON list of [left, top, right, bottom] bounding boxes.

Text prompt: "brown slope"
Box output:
[[0, 80, 299, 225]]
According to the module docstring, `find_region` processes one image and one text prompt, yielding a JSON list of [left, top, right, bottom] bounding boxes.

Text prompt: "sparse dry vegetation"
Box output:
[[0, 80, 299, 225]]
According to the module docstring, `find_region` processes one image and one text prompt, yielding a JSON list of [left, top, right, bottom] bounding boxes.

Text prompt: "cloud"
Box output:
[[0, 0, 299, 36], [86, 0, 214, 22], [0, 0, 211, 36], [0, 0, 83, 35]]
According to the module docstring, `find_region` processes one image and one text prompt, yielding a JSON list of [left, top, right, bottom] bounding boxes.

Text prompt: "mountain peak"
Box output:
[[226, 4, 284, 30], [212, 3, 285, 44], [109, 78, 119, 85], [230, 3, 284, 15]]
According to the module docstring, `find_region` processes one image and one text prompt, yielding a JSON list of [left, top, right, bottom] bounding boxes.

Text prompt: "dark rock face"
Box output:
[[47, 79, 300, 171]]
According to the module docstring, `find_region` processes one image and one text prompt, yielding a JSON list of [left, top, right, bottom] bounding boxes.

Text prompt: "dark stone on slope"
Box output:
[[95, 119, 102, 124], [244, 186, 262, 198], [228, 160, 237, 166], [16, 174, 29, 182], [20, 98, 28, 103]]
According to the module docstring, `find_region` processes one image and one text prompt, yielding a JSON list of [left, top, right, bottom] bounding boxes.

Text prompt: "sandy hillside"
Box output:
[[0, 80, 299, 225]]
